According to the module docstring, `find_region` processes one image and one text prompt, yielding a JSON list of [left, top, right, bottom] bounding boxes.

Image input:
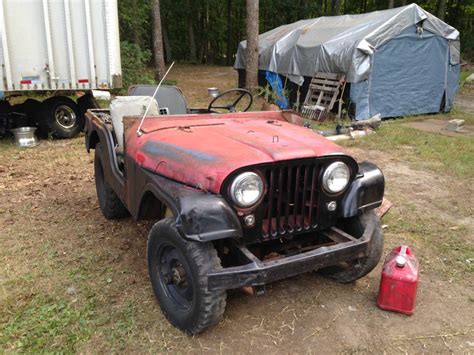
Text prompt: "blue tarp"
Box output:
[[350, 26, 459, 120], [265, 71, 290, 109]]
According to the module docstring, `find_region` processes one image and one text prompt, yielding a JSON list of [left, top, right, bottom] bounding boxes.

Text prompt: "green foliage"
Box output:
[[118, 0, 152, 47], [118, 0, 474, 69], [120, 40, 155, 90], [257, 84, 289, 107]]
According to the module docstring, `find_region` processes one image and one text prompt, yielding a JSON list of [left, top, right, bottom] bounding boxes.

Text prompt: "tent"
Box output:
[[234, 4, 460, 120]]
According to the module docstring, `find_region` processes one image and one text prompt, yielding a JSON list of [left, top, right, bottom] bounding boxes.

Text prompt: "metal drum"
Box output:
[[207, 87, 220, 98], [10, 127, 39, 147]]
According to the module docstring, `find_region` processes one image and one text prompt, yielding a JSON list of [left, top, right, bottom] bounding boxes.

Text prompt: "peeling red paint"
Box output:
[[126, 111, 347, 193], [136, 152, 145, 164]]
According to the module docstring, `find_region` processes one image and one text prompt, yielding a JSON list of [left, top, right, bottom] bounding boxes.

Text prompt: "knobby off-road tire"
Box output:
[[94, 143, 129, 219], [147, 218, 226, 334], [320, 211, 384, 283], [37, 96, 83, 139]]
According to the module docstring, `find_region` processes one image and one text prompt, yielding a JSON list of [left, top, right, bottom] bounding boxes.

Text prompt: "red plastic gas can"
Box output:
[[377, 245, 419, 315]]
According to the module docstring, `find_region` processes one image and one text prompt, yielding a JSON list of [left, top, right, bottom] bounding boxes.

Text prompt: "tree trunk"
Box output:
[[162, 15, 172, 63], [152, 0, 166, 81], [186, 0, 197, 63], [204, 2, 210, 63], [388, 0, 394, 9], [226, 0, 233, 65], [245, 0, 259, 91], [196, 4, 204, 63], [437, 0, 446, 21], [297, 0, 306, 20], [401, 0, 407, 5], [333, 0, 341, 15], [188, 22, 197, 63]]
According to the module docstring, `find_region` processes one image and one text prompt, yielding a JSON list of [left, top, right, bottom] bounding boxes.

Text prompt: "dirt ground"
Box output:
[[1, 65, 473, 353]]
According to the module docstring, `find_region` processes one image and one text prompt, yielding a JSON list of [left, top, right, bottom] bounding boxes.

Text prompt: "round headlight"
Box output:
[[230, 172, 263, 207], [322, 162, 350, 194]]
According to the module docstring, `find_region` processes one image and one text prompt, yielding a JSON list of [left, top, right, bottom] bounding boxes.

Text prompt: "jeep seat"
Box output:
[[109, 96, 159, 153], [128, 85, 188, 115]]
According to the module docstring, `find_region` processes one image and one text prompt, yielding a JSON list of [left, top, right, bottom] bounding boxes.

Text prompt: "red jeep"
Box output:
[[84, 88, 384, 334]]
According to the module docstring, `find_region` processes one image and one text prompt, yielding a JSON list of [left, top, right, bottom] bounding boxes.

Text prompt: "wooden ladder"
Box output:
[[301, 72, 346, 122]]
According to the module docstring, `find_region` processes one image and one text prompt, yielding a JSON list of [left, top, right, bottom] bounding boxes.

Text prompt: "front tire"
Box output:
[[147, 218, 226, 334], [320, 211, 384, 283], [94, 143, 129, 219]]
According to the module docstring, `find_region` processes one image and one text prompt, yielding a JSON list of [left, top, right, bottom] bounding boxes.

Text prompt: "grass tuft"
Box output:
[[341, 119, 474, 178], [0, 296, 95, 352]]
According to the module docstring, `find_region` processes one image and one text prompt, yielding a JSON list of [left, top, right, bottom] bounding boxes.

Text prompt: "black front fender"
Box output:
[[139, 171, 243, 242], [341, 162, 384, 218]]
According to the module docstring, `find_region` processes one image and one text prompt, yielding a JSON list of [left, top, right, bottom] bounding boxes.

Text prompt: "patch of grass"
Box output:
[[383, 207, 474, 278], [460, 70, 473, 84], [105, 302, 138, 351], [448, 108, 474, 125], [0, 296, 95, 352], [342, 120, 474, 178]]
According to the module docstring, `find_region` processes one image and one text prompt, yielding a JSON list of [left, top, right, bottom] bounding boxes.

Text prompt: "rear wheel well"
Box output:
[[138, 191, 167, 220], [88, 131, 100, 150]]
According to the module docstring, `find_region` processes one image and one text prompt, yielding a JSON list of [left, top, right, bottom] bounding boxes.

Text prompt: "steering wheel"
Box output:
[[208, 89, 253, 113]]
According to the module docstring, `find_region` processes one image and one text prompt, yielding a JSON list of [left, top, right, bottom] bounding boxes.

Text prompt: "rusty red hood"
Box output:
[[126, 111, 347, 193]]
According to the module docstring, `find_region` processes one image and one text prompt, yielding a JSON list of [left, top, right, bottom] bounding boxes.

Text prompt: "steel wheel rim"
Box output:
[[55, 105, 77, 129], [157, 244, 194, 311]]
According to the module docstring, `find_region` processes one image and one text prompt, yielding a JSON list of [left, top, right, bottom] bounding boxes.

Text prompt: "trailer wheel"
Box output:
[[319, 211, 384, 283], [148, 218, 226, 334], [38, 96, 83, 139], [94, 143, 129, 219]]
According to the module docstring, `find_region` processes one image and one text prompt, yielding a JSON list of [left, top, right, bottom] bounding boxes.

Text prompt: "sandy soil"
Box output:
[[1, 65, 473, 353]]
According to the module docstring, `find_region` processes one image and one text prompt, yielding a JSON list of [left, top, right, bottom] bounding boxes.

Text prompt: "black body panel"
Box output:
[[207, 218, 376, 291], [136, 169, 243, 242], [341, 162, 384, 218]]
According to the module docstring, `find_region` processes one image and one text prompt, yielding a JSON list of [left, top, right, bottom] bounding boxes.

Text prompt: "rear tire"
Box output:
[[94, 143, 129, 219], [319, 211, 384, 283], [37, 96, 82, 139], [147, 218, 226, 334]]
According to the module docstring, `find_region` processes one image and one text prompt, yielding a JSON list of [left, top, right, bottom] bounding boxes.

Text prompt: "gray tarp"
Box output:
[[234, 4, 460, 83]]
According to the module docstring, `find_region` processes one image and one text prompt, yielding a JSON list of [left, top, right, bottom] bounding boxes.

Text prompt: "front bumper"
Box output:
[[207, 219, 376, 291]]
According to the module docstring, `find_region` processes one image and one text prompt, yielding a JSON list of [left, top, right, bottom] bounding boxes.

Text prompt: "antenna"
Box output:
[[136, 61, 175, 136]]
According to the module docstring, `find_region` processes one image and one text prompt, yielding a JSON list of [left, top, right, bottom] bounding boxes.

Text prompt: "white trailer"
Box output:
[[0, 0, 122, 138]]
